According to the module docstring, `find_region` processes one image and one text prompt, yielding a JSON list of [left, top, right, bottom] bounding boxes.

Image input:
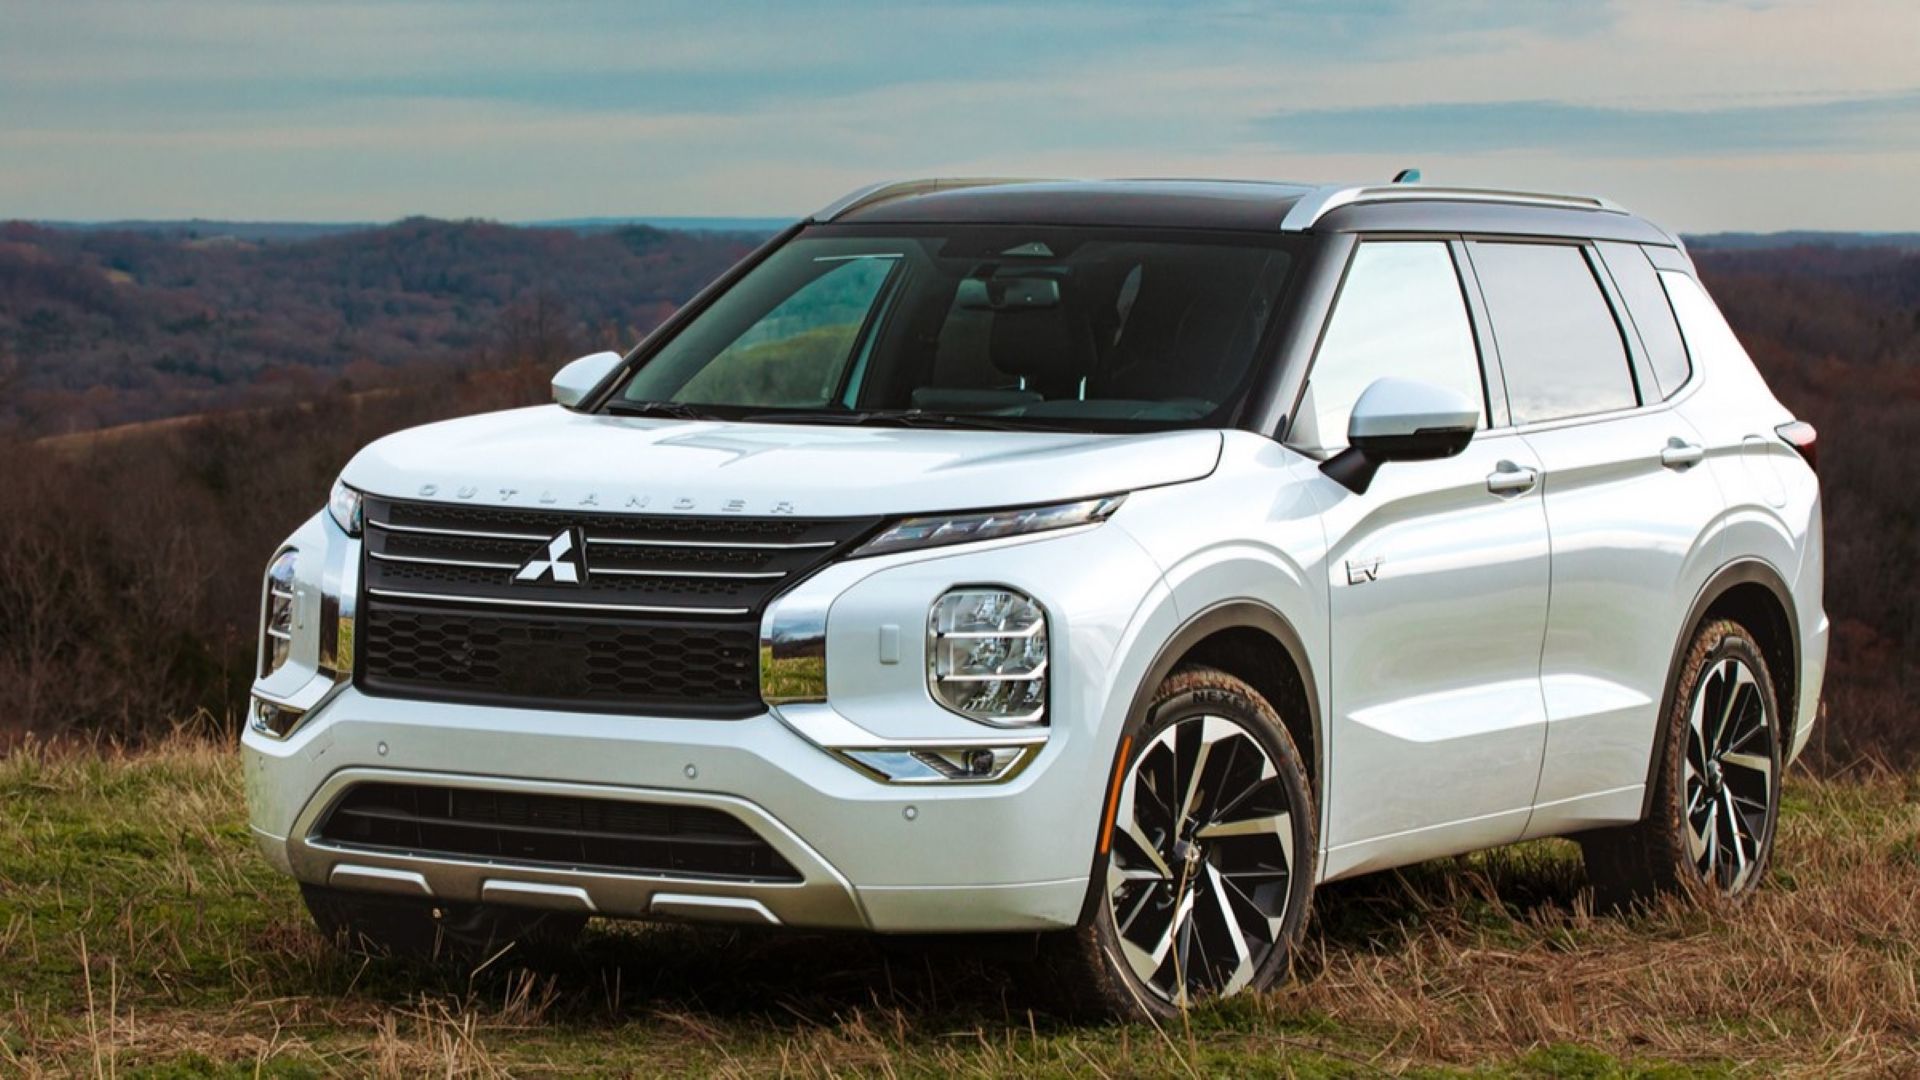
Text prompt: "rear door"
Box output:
[[1463, 239, 1727, 837], [1292, 239, 1552, 879]]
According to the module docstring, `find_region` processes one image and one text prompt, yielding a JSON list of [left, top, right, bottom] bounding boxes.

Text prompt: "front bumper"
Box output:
[[245, 500, 1177, 933], [244, 687, 1105, 933]]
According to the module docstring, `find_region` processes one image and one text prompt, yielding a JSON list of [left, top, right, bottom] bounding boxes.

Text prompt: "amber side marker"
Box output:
[[1098, 734, 1133, 855]]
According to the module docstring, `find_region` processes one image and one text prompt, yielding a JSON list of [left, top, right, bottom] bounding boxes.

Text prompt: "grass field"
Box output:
[[1, 740, 1915, 1077]]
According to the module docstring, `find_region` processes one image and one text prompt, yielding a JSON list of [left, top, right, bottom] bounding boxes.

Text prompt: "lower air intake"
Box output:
[[315, 782, 801, 883]]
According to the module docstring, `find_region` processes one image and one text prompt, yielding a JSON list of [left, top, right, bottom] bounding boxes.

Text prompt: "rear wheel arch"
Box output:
[[1643, 559, 1799, 818]]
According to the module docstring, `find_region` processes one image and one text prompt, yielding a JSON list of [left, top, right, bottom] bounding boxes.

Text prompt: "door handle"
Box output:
[[1661, 438, 1706, 470], [1486, 461, 1539, 495]]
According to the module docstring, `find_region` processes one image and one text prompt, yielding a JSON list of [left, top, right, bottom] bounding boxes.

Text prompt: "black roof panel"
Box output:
[[831, 179, 1315, 232], [821, 178, 1675, 243]]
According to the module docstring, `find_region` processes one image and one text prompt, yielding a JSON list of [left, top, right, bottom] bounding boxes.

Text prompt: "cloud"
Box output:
[[2, 0, 1918, 228], [1263, 92, 1920, 156]]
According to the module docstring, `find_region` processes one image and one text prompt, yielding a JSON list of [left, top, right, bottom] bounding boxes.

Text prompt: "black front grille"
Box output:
[[316, 782, 801, 883], [356, 497, 877, 716]]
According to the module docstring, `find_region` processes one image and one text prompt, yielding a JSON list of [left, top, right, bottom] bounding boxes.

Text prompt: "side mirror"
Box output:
[[551, 351, 623, 409], [1321, 376, 1478, 494]]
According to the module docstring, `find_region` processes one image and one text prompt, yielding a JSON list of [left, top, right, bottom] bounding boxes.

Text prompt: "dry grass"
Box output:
[[1, 737, 1915, 1077]]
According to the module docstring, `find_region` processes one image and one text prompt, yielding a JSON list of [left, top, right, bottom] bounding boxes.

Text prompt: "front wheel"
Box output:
[[1581, 618, 1784, 908], [1042, 666, 1317, 1021]]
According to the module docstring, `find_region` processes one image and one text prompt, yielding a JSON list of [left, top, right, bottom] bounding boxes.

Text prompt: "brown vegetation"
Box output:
[[0, 219, 752, 435], [1694, 245, 1920, 767]]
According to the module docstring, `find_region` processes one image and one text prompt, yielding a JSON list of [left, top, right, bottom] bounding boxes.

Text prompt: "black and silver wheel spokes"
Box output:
[[1107, 714, 1296, 1007], [1682, 656, 1775, 893]]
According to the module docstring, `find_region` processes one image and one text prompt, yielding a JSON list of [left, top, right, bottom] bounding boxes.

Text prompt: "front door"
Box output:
[[1287, 239, 1552, 880]]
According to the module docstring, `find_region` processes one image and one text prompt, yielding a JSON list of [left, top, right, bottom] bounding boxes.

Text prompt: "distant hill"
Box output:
[[1684, 231, 1920, 251], [0, 217, 755, 435], [36, 215, 793, 242], [40, 219, 1920, 251], [34, 219, 379, 243], [532, 216, 792, 235]]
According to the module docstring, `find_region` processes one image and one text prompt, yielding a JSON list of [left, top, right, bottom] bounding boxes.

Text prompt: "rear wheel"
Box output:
[[302, 884, 586, 966], [1043, 666, 1316, 1021], [1581, 618, 1783, 908]]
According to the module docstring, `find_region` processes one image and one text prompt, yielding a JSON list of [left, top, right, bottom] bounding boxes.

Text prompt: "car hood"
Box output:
[[341, 405, 1223, 517]]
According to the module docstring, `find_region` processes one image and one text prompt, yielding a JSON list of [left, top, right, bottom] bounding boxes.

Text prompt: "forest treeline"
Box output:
[[0, 232, 1912, 770], [0, 218, 756, 434]]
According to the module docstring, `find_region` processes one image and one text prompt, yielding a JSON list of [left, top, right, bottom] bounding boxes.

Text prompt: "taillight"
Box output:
[[1776, 421, 1817, 473]]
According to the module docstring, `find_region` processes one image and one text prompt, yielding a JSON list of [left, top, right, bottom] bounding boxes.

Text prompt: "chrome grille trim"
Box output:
[[367, 518, 553, 542], [366, 586, 751, 617], [369, 550, 520, 571], [589, 536, 836, 551], [590, 566, 787, 580]]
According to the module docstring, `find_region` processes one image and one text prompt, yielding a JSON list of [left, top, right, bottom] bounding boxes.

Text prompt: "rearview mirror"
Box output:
[[551, 351, 622, 409], [1321, 376, 1478, 494], [955, 275, 1061, 311]]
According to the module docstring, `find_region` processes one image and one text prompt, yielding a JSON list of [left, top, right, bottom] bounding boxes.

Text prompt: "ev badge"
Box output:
[[515, 529, 586, 585]]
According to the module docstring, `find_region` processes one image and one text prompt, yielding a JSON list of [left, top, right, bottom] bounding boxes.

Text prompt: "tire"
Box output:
[[301, 884, 587, 966], [1580, 618, 1784, 910], [1040, 666, 1317, 1022]]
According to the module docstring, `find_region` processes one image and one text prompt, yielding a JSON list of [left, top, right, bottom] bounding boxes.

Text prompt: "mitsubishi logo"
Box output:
[[515, 528, 586, 585]]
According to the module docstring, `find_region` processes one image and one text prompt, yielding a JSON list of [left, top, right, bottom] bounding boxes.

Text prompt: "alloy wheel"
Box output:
[[1106, 714, 1298, 1007], [1683, 655, 1776, 894]]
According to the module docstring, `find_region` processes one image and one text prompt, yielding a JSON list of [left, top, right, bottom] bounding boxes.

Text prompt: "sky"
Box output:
[[3, 0, 1917, 233]]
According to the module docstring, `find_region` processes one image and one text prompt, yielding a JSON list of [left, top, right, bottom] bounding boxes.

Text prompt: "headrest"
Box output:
[[1102, 271, 1250, 402], [988, 306, 1095, 399]]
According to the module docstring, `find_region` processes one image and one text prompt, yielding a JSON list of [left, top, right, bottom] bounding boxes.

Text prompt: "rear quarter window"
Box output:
[[1598, 242, 1692, 398]]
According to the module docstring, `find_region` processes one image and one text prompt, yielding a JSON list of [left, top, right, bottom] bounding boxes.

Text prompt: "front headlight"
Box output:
[[327, 478, 363, 537], [928, 587, 1048, 726], [260, 548, 299, 678], [854, 495, 1124, 558]]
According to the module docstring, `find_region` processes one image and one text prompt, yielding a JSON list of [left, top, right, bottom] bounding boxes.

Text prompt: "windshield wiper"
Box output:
[[737, 408, 1045, 431], [883, 410, 1045, 432], [602, 400, 725, 421], [737, 408, 880, 425]]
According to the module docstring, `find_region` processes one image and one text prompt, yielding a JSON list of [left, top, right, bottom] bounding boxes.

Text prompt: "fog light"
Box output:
[[249, 696, 304, 738], [838, 744, 1039, 784]]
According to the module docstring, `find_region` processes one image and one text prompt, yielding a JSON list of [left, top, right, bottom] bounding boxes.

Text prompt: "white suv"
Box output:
[[246, 178, 1826, 1018]]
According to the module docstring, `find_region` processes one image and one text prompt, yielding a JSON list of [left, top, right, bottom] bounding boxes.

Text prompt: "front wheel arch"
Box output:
[[1076, 600, 1321, 926]]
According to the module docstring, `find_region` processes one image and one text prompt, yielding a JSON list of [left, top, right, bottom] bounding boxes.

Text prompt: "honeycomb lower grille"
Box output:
[[360, 600, 759, 715], [355, 497, 877, 716], [315, 782, 802, 883]]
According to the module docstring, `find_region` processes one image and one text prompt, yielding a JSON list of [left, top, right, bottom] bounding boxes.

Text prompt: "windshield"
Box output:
[[608, 226, 1296, 431]]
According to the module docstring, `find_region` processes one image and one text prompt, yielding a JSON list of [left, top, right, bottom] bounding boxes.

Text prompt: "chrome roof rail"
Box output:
[[1280, 184, 1630, 231], [810, 177, 1057, 222]]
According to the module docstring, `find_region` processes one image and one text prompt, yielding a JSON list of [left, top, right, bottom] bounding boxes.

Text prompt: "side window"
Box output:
[[1290, 241, 1486, 454], [1598, 241, 1692, 398], [676, 256, 896, 407], [1469, 241, 1638, 425]]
